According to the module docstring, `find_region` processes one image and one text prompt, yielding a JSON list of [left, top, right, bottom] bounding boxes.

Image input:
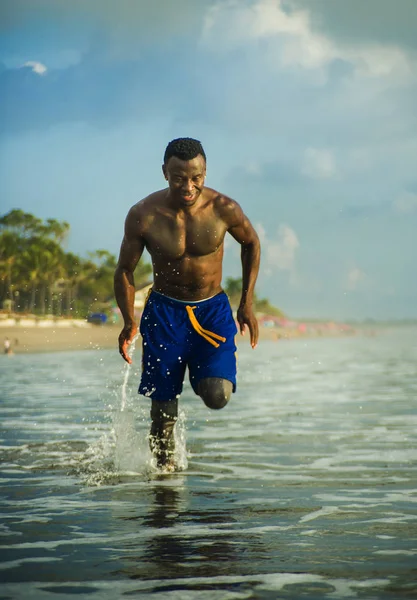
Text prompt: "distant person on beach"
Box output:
[[4, 337, 12, 355], [114, 137, 260, 470]]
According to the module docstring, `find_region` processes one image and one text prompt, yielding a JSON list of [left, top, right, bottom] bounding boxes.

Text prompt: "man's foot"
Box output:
[[149, 433, 176, 471], [158, 458, 176, 473]]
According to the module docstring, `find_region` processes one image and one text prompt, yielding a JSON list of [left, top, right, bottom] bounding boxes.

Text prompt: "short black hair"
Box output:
[[164, 137, 206, 164]]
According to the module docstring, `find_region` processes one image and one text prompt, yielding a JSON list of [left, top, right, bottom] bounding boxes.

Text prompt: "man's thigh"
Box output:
[[188, 333, 237, 395]]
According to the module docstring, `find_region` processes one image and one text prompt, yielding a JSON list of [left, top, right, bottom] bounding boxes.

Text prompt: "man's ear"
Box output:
[[162, 164, 167, 180]]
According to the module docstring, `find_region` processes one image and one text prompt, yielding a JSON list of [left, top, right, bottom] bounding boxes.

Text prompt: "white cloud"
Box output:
[[202, 0, 414, 80], [23, 61, 48, 75], [246, 161, 262, 175], [345, 266, 366, 291], [393, 192, 417, 214], [302, 147, 336, 180], [257, 222, 300, 275]]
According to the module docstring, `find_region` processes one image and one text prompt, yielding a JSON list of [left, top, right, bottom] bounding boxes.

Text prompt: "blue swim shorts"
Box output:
[[139, 290, 238, 401]]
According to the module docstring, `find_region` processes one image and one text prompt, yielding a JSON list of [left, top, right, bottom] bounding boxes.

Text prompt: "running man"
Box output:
[[114, 138, 260, 469]]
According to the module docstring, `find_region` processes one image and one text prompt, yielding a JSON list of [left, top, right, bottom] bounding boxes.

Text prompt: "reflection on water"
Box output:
[[0, 329, 417, 599], [110, 479, 241, 583]]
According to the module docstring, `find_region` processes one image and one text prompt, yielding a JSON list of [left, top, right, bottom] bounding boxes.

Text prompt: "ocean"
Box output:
[[1, 329, 416, 599]]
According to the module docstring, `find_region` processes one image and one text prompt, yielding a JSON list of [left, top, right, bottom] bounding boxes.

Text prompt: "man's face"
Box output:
[[163, 154, 206, 206]]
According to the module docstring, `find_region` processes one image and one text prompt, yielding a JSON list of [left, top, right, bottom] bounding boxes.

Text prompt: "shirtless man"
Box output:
[[114, 138, 260, 470]]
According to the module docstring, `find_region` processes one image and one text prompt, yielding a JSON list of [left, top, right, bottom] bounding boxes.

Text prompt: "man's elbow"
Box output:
[[114, 264, 122, 281], [114, 264, 131, 284], [242, 235, 260, 252]]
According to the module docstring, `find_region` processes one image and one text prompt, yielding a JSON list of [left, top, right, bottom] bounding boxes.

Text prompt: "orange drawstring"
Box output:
[[185, 305, 226, 348]]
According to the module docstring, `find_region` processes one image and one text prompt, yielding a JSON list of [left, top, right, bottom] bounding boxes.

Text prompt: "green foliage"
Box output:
[[0, 209, 152, 318], [255, 298, 285, 318], [224, 276, 243, 308], [224, 276, 284, 317]]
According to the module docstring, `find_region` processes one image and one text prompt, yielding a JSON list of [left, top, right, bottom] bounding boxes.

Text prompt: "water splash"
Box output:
[[79, 334, 188, 484], [174, 408, 188, 472], [120, 334, 139, 412], [112, 334, 151, 473]]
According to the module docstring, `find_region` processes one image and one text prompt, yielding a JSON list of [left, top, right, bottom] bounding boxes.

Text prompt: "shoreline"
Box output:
[[1, 325, 120, 354], [0, 323, 353, 355], [0, 325, 293, 355]]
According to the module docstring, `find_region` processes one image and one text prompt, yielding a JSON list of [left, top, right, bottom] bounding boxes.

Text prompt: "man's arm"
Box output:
[[114, 206, 145, 363], [223, 200, 261, 348]]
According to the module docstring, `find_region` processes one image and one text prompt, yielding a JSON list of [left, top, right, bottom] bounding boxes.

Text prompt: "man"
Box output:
[[114, 137, 260, 470]]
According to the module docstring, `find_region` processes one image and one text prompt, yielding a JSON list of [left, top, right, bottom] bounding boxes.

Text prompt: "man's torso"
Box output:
[[135, 188, 233, 300]]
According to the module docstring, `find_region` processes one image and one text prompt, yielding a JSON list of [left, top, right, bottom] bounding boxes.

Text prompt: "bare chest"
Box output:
[[144, 213, 226, 259]]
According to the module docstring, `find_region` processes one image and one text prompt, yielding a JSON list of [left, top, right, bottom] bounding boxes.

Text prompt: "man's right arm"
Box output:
[[114, 206, 145, 363]]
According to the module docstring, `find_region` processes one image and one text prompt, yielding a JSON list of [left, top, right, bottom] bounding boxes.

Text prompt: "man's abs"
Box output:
[[152, 251, 224, 301]]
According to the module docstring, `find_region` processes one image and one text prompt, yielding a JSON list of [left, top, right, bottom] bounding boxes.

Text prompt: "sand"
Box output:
[[1, 323, 282, 355], [2, 325, 120, 354]]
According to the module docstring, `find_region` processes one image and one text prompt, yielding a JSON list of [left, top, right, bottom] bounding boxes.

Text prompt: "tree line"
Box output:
[[0, 209, 151, 318], [223, 276, 284, 317], [0, 209, 283, 319]]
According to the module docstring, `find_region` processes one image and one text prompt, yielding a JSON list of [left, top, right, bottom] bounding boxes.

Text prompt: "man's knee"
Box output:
[[198, 377, 233, 410]]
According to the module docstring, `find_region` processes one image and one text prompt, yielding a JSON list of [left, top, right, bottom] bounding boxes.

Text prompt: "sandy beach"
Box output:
[[1, 323, 284, 355], [2, 325, 121, 354]]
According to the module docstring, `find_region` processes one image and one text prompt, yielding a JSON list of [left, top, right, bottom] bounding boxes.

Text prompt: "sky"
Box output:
[[1, 0, 417, 320]]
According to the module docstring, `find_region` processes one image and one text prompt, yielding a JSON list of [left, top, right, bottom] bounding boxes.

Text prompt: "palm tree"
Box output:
[[0, 230, 20, 308], [43, 218, 70, 245], [0, 208, 154, 317], [0, 209, 42, 238], [20, 237, 45, 312], [0, 210, 44, 310], [33, 240, 65, 315]]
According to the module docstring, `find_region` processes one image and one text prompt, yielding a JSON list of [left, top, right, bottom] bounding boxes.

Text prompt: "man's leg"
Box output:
[[197, 377, 233, 410], [150, 399, 178, 468]]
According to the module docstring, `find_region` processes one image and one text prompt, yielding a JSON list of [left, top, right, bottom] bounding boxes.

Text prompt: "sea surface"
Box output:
[[1, 329, 416, 599]]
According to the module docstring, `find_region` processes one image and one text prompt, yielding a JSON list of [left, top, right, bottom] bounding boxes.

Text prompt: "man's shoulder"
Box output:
[[138, 189, 167, 207], [205, 187, 239, 210], [206, 188, 242, 220], [129, 189, 167, 215], [125, 190, 168, 235]]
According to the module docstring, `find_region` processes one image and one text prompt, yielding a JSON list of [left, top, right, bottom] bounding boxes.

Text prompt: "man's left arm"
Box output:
[[226, 202, 261, 348]]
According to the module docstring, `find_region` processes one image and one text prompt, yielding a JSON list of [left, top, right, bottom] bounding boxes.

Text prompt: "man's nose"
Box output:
[[182, 180, 193, 192]]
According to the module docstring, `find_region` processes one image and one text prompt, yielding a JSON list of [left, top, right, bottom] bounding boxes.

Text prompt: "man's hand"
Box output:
[[118, 323, 139, 364], [237, 304, 259, 349]]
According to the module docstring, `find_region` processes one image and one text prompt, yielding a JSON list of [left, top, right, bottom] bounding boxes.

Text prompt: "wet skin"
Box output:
[[114, 154, 261, 364]]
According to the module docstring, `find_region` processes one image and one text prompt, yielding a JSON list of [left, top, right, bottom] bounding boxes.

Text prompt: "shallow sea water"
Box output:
[[1, 329, 416, 599]]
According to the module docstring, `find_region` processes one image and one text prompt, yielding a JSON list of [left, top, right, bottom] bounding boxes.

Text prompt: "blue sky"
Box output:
[[1, 0, 417, 320]]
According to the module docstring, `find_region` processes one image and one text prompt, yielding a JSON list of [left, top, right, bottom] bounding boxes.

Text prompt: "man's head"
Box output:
[[163, 138, 207, 207], [163, 137, 206, 165]]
